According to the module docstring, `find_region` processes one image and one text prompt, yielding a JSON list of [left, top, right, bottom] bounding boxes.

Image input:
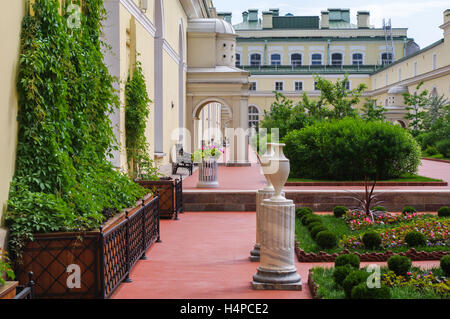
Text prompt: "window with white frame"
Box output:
[[291, 53, 302, 66], [414, 62, 417, 76], [248, 105, 260, 133], [331, 53, 343, 66], [381, 52, 393, 66], [250, 53, 261, 66], [235, 53, 241, 67], [352, 53, 363, 65], [294, 81, 303, 91], [433, 54, 437, 70], [271, 53, 281, 65], [314, 81, 319, 91], [344, 80, 350, 91], [311, 53, 322, 65], [398, 68, 402, 81], [249, 82, 257, 91], [275, 81, 284, 91]]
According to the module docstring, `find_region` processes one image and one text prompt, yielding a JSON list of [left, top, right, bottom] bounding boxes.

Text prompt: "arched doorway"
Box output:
[[192, 98, 233, 154]]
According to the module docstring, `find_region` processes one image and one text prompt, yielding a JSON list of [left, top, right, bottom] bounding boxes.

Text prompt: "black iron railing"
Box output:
[[15, 196, 160, 299]]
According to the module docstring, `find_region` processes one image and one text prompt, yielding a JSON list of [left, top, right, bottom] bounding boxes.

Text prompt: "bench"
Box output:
[[172, 144, 193, 176]]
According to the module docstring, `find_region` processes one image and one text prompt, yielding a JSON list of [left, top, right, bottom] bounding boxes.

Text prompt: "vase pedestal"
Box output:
[[196, 159, 219, 188], [252, 198, 302, 291]]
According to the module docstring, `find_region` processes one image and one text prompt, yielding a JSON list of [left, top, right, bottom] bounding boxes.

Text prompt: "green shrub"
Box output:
[[342, 270, 370, 298], [311, 225, 328, 240], [302, 215, 321, 226], [387, 255, 412, 276], [333, 206, 348, 218], [372, 206, 387, 212], [351, 283, 391, 299], [438, 206, 450, 217], [402, 206, 417, 215], [295, 207, 313, 219], [404, 231, 427, 247], [333, 265, 353, 286], [440, 255, 450, 277], [315, 231, 338, 249], [436, 139, 450, 158], [362, 231, 382, 250], [283, 117, 421, 180], [334, 254, 360, 269], [424, 145, 439, 156], [307, 221, 323, 232]]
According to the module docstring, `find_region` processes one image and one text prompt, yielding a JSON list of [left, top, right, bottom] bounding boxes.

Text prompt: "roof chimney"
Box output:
[[357, 11, 370, 28], [248, 9, 258, 22], [218, 12, 232, 24], [262, 11, 273, 29], [269, 8, 279, 17], [242, 11, 248, 22], [321, 11, 329, 29]]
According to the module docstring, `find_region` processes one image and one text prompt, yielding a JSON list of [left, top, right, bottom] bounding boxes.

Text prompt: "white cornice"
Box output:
[[163, 39, 181, 64], [120, 0, 156, 37], [367, 65, 450, 96]]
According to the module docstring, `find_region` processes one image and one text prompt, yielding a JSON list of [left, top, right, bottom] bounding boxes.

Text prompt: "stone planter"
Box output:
[[197, 159, 219, 188]]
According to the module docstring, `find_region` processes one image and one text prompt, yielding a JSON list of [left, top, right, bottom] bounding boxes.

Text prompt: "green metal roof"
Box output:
[[272, 16, 319, 29], [329, 21, 357, 29], [234, 20, 262, 30]]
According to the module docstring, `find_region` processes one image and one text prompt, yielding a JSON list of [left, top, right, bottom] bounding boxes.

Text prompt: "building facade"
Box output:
[[220, 8, 450, 129]]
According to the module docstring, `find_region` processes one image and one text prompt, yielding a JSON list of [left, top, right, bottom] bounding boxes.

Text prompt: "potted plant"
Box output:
[[0, 249, 18, 299], [193, 145, 224, 188]]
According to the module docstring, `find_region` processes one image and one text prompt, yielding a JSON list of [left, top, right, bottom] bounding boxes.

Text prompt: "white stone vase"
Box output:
[[260, 143, 275, 192], [196, 158, 219, 188], [266, 143, 289, 202]]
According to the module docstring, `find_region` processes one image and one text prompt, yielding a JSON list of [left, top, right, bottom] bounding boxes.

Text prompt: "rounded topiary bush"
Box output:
[[438, 206, 450, 217], [404, 231, 427, 247], [387, 255, 412, 276], [372, 206, 387, 212], [333, 206, 348, 218], [307, 221, 323, 232], [351, 283, 391, 299], [402, 206, 417, 215], [302, 214, 321, 226], [296, 207, 313, 219], [342, 270, 370, 299], [362, 231, 382, 250], [311, 225, 328, 240], [335, 253, 360, 269], [436, 139, 450, 158], [440, 255, 450, 277], [315, 231, 338, 249], [333, 265, 353, 286], [283, 117, 421, 180]]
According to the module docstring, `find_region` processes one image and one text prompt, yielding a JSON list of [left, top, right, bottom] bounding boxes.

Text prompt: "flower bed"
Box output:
[[295, 209, 450, 262], [308, 263, 449, 299]]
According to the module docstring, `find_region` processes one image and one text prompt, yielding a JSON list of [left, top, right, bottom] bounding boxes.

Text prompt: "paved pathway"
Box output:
[[111, 212, 440, 299], [182, 157, 450, 191]]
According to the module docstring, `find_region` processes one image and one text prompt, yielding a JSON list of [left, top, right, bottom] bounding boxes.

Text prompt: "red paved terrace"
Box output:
[[111, 212, 440, 299]]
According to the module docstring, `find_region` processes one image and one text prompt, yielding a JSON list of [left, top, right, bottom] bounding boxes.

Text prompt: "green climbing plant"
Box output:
[[6, 0, 147, 259], [125, 60, 159, 181]]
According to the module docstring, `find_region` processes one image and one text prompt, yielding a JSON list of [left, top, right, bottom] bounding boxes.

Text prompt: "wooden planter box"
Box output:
[[0, 282, 19, 299], [14, 195, 160, 299], [136, 178, 183, 220]]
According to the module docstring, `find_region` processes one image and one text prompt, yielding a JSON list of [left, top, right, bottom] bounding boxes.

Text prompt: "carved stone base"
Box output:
[[249, 243, 260, 262], [252, 267, 302, 291]]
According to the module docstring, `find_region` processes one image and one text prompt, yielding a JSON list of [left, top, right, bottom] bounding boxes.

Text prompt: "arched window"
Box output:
[[311, 53, 322, 65], [271, 53, 281, 65], [248, 105, 260, 133], [352, 53, 363, 65], [331, 53, 343, 66], [291, 53, 302, 66], [250, 53, 261, 66], [235, 53, 241, 67], [381, 52, 393, 66]]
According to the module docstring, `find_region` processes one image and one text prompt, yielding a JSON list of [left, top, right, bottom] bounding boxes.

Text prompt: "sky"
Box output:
[[213, 0, 449, 48]]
